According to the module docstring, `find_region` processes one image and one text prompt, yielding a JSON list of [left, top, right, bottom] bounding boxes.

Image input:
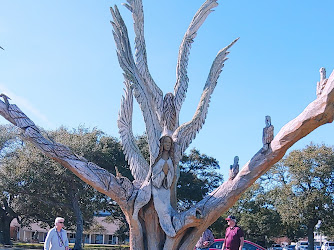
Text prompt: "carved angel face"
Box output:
[[162, 136, 172, 151]]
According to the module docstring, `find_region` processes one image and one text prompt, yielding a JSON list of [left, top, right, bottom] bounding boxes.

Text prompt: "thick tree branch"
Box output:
[[177, 69, 334, 249], [0, 102, 135, 212]]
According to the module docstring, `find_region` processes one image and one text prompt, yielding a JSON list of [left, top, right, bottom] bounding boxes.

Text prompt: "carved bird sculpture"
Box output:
[[229, 156, 239, 180], [317, 67, 328, 97], [262, 115, 274, 152], [0, 94, 11, 108]]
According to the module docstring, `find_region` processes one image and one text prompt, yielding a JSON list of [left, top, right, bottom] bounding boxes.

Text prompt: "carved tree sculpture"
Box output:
[[0, 0, 334, 249]]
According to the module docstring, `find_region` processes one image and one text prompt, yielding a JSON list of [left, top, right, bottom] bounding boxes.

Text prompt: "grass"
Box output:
[[1, 242, 129, 250]]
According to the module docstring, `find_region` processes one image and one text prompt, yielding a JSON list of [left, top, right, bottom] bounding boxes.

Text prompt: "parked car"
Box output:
[[208, 239, 266, 250], [314, 241, 322, 250], [287, 245, 296, 250], [270, 244, 283, 250], [321, 242, 334, 250], [296, 241, 308, 250]]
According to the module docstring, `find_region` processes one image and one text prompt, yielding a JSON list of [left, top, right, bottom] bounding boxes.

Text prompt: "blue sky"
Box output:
[[0, 0, 334, 179]]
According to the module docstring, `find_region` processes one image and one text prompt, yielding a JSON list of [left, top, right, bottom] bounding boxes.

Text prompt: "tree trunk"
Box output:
[[0, 212, 13, 245], [307, 220, 317, 250], [0, 199, 16, 245], [2, 217, 12, 245], [70, 190, 84, 250]]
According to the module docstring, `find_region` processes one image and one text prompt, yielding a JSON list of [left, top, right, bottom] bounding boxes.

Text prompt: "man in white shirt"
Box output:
[[44, 217, 69, 250]]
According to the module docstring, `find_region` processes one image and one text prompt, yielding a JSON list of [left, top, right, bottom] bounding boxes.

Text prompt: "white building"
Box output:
[[10, 216, 120, 245]]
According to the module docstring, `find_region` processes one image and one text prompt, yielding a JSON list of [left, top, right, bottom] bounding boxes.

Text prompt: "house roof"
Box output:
[[10, 216, 120, 235], [11, 218, 49, 233]]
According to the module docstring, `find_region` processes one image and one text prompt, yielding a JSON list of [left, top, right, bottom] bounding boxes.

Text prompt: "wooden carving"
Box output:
[[0, 0, 334, 249]]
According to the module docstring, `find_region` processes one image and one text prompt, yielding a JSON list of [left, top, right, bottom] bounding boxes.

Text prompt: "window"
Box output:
[[95, 234, 103, 244]]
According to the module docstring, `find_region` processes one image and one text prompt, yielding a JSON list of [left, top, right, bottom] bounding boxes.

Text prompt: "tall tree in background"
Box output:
[[0, 125, 19, 245], [0, 126, 128, 249], [178, 149, 223, 210], [264, 144, 334, 249]]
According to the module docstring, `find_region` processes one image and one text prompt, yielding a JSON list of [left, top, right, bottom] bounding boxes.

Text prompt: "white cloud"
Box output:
[[0, 83, 55, 128]]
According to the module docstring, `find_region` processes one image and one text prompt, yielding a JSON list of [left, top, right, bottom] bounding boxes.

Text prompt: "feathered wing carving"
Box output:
[[174, 0, 219, 116], [112, 0, 224, 164], [123, 0, 164, 120], [123, 0, 220, 128], [117, 80, 149, 182], [173, 38, 239, 161], [111, 5, 162, 163]]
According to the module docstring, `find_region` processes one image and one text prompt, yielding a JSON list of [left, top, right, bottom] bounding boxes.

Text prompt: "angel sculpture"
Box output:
[[262, 115, 274, 152], [114, 0, 238, 237]]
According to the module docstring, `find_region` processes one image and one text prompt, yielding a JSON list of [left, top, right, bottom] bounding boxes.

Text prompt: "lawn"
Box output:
[[2, 242, 129, 250]]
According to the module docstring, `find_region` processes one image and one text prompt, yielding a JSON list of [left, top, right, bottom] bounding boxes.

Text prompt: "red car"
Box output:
[[208, 239, 266, 250]]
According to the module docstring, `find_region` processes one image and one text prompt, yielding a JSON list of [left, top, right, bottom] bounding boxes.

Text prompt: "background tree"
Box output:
[[0, 125, 19, 245], [178, 149, 223, 210], [0, 196, 18, 245], [0, 126, 128, 249], [264, 144, 334, 249]]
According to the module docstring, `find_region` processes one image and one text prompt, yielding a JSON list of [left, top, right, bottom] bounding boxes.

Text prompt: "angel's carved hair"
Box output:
[[153, 136, 175, 166]]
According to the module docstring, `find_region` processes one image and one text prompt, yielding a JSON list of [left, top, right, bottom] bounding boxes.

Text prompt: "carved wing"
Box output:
[[117, 80, 150, 182], [111, 5, 162, 163], [123, 0, 164, 119], [110, 6, 138, 84], [174, 0, 219, 115], [173, 38, 238, 160]]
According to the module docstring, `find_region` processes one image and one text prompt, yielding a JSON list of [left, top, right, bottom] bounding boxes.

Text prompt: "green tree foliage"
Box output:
[[178, 148, 223, 210], [0, 125, 19, 245], [264, 144, 334, 248], [0, 126, 128, 249]]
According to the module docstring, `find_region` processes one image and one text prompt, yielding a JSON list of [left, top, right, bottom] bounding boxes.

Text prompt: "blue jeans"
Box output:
[[196, 248, 209, 250]]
